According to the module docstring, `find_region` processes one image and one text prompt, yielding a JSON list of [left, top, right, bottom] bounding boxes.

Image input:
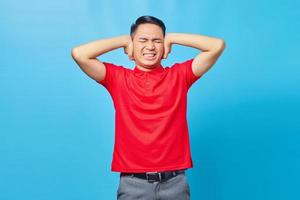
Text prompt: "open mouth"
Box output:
[[143, 53, 156, 59]]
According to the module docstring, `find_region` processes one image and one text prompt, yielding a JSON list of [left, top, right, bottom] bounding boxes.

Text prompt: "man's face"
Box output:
[[132, 23, 164, 70]]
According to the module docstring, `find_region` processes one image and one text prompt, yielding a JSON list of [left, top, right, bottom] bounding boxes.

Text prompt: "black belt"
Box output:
[[120, 169, 186, 183]]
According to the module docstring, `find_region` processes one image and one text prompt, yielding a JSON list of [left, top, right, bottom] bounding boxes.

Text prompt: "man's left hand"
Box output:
[[163, 34, 172, 59]]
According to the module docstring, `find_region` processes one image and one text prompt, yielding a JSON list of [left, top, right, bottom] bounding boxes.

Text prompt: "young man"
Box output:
[[71, 15, 225, 200]]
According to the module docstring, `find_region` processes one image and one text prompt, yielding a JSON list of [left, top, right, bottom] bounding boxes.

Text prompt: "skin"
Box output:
[[71, 22, 226, 82], [127, 23, 165, 72]]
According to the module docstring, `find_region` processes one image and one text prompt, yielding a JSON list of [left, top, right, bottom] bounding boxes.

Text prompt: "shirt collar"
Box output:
[[133, 64, 165, 75]]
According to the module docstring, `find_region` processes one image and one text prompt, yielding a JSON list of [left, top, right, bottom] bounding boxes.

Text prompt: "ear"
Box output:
[[129, 54, 135, 60], [163, 41, 170, 59], [127, 39, 135, 60], [130, 41, 135, 61]]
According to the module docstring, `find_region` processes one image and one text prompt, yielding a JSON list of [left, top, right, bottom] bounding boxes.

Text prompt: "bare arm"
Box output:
[[164, 33, 226, 77], [71, 35, 133, 82]]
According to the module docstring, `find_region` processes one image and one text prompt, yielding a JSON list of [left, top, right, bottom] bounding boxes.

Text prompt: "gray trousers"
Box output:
[[117, 172, 190, 200]]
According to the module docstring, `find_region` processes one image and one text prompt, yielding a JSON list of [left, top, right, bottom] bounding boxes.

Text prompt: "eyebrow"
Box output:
[[138, 37, 162, 41]]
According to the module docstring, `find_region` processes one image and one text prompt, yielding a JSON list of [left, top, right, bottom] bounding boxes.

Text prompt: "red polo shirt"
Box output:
[[97, 59, 201, 172]]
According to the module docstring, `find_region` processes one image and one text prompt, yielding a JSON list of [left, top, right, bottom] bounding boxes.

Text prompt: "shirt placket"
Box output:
[[145, 73, 151, 94]]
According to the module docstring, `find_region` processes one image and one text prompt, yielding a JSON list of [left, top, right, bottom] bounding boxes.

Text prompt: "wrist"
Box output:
[[165, 33, 184, 45], [165, 33, 174, 45], [118, 35, 131, 48]]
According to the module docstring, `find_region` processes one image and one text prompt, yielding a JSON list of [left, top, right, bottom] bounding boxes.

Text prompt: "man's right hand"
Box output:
[[72, 35, 136, 82], [124, 38, 134, 61]]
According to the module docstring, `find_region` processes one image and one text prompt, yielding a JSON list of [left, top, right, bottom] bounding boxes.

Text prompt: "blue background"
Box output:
[[1, 0, 299, 199]]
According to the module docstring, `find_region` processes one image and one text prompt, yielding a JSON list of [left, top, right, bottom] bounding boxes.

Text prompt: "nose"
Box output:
[[145, 41, 155, 50]]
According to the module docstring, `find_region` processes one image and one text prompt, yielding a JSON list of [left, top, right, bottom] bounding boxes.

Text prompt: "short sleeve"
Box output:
[[96, 62, 124, 91], [173, 59, 202, 89]]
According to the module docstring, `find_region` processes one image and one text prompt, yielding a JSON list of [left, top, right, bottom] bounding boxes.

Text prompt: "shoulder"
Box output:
[[103, 62, 126, 71], [168, 59, 194, 72], [97, 62, 128, 87], [103, 62, 129, 77], [168, 58, 201, 88]]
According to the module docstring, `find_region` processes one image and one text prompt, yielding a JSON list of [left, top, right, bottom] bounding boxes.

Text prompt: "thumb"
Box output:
[[163, 44, 170, 59], [128, 44, 134, 60], [129, 54, 135, 60]]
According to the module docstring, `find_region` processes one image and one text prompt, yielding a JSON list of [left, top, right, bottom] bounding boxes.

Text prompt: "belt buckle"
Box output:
[[146, 172, 162, 183]]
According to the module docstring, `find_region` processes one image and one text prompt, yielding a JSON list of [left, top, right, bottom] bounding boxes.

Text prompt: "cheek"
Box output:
[[156, 46, 164, 54], [133, 45, 143, 55]]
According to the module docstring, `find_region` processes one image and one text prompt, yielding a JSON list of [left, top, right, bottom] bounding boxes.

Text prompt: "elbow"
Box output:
[[71, 47, 80, 60], [211, 39, 226, 54], [216, 39, 226, 51], [71, 47, 87, 61]]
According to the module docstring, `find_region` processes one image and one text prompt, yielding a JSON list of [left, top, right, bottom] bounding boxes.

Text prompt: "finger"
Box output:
[[130, 42, 134, 56], [129, 55, 135, 60], [129, 44, 134, 59], [164, 53, 168, 59], [163, 47, 169, 59], [164, 42, 170, 58]]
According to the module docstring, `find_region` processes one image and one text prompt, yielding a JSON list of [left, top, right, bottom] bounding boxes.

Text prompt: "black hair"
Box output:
[[130, 15, 166, 38]]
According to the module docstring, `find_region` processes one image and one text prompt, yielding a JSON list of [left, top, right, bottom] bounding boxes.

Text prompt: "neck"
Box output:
[[136, 63, 161, 72]]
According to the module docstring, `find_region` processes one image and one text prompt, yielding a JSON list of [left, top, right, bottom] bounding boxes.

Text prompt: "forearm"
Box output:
[[167, 33, 225, 52], [72, 35, 130, 59]]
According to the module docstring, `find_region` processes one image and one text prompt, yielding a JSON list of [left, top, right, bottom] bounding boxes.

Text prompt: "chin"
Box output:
[[141, 59, 161, 67], [142, 63, 159, 68]]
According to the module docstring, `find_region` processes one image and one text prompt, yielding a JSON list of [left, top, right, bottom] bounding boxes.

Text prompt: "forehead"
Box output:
[[134, 23, 164, 39]]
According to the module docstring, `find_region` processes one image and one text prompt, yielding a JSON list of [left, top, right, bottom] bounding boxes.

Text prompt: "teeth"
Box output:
[[143, 53, 156, 57]]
